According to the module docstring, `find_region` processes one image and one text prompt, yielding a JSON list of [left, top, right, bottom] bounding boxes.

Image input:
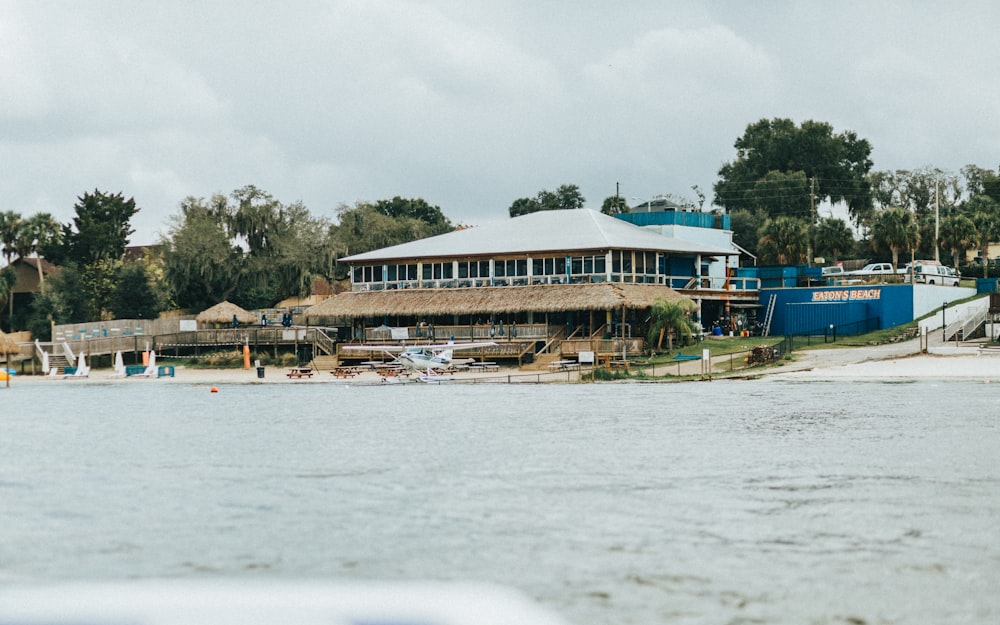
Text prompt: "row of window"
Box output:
[[353, 253, 683, 284]]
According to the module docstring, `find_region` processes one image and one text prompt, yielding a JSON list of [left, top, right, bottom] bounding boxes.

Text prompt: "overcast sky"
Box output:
[[2, 1, 999, 245]]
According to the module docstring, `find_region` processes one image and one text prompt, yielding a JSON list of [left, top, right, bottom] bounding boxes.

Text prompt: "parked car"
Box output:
[[848, 263, 896, 279], [903, 263, 961, 286]]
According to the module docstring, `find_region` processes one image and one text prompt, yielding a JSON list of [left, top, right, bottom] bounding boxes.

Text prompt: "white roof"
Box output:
[[341, 209, 734, 263]]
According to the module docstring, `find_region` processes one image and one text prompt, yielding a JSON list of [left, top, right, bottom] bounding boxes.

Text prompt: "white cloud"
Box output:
[[1, 1, 999, 244]]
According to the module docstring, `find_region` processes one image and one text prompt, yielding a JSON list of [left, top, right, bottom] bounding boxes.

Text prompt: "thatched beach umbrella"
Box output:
[[196, 301, 257, 327], [0, 330, 16, 388]]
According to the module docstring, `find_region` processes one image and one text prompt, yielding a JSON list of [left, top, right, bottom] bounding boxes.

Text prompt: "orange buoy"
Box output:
[[210, 386, 219, 393]]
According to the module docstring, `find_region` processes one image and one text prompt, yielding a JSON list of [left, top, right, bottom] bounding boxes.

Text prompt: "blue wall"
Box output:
[[762, 285, 914, 336], [616, 211, 728, 230]]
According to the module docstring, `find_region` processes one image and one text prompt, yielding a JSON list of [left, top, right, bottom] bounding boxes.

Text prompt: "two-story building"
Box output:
[[304, 208, 757, 362]]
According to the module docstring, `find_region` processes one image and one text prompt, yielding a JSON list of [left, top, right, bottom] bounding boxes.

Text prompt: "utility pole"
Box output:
[[935, 180, 940, 263], [615, 182, 620, 213]]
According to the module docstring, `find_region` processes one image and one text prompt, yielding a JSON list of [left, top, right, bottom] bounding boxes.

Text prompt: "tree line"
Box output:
[[4, 116, 999, 337], [0, 188, 453, 337]]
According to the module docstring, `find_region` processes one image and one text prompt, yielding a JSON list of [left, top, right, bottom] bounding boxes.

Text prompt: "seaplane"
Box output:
[[342, 340, 496, 380]]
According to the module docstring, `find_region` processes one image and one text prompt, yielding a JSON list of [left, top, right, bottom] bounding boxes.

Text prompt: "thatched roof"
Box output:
[[196, 300, 257, 324], [303, 283, 688, 319], [0, 330, 19, 356]]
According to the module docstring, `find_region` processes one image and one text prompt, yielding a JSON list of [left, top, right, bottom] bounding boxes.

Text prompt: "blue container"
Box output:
[[976, 278, 999, 293]]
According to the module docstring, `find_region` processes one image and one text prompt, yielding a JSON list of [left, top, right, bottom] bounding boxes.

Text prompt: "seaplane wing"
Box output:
[[343, 340, 497, 373]]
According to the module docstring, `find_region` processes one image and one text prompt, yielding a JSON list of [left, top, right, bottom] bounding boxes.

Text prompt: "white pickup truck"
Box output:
[[849, 262, 895, 277]]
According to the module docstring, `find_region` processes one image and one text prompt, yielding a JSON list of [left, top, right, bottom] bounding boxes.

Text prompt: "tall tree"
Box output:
[[714, 118, 874, 227], [162, 195, 241, 310], [44, 190, 138, 266], [601, 195, 629, 215], [757, 216, 809, 265], [939, 214, 978, 272], [870, 207, 919, 272], [373, 197, 452, 234], [14, 212, 61, 289], [0, 211, 22, 265], [812, 217, 855, 263], [728, 208, 768, 259], [508, 184, 586, 217], [967, 196, 1000, 277], [110, 262, 162, 319], [751, 170, 812, 219]]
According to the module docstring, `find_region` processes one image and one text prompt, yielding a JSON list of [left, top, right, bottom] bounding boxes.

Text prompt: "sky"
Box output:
[[2, 1, 999, 245]]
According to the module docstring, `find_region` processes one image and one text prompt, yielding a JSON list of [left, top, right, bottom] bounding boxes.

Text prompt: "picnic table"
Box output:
[[468, 361, 499, 373], [331, 367, 360, 378], [286, 367, 314, 379], [548, 360, 579, 371]]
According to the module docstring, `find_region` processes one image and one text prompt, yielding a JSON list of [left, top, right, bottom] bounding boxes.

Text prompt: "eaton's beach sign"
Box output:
[[812, 288, 882, 302]]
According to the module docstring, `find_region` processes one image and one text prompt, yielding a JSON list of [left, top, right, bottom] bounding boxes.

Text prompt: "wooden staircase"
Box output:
[[520, 352, 561, 372], [308, 355, 339, 371], [48, 354, 71, 374]]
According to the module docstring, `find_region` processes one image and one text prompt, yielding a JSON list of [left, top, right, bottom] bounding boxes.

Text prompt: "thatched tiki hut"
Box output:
[[303, 282, 692, 342], [0, 330, 17, 387], [196, 301, 257, 329]]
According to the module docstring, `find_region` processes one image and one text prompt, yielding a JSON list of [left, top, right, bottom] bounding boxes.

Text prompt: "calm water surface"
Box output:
[[2, 379, 999, 624]]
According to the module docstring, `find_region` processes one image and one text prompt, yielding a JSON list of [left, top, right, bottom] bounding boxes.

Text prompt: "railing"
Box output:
[[945, 306, 987, 342], [362, 323, 550, 343], [312, 328, 338, 356], [353, 274, 762, 292], [560, 337, 645, 358]]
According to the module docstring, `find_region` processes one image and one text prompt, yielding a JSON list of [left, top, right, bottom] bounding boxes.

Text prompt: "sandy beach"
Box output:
[[7, 331, 1000, 386]]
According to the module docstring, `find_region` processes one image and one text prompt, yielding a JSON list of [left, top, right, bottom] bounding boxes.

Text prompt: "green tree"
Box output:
[[14, 212, 61, 290], [870, 207, 920, 272], [162, 195, 241, 310], [757, 216, 809, 265], [373, 197, 452, 234], [508, 184, 586, 217], [646, 298, 698, 351], [812, 217, 855, 263], [110, 262, 162, 319], [939, 214, 978, 272], [0, 211, 22, 265], [601, 195, 629, 215], [25, 264, 90, 337], [0, 265, 14, 331], [967, 196, 1000, 277], [728, 208, 768, 259], [714, 118, 874, 226], [44, 190, 138, 266], [751, 170, 812, 219], [331, 200, 448, 262]]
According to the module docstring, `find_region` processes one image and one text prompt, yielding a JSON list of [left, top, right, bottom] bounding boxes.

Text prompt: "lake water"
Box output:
[[2, 379, 999, 624]]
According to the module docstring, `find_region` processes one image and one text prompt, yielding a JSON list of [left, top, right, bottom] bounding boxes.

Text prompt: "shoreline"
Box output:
[[6, 338, 1000, 385]]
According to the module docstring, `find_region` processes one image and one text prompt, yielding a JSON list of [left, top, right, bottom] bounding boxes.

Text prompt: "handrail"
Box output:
[[311, 327, 337, 356], [536, 325, 568, 356]]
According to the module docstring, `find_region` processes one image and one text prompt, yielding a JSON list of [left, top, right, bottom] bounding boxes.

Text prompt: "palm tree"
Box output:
[[870, 207, 919, 273], [14, 212, 62, 290], [757, 216, 809, 265], [0, 211, 22, 265], [812, 217, 855, 263], [940, 214, 979, 273], [967, 196, 1000, 278], [647, 298, 698, 352]]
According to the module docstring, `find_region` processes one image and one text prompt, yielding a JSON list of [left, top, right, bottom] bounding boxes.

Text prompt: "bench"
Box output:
[[468, 362, 499, 373], [548, 360, 579, 371], [286, 368, 314, 379], [331, 368, 359, 378]]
